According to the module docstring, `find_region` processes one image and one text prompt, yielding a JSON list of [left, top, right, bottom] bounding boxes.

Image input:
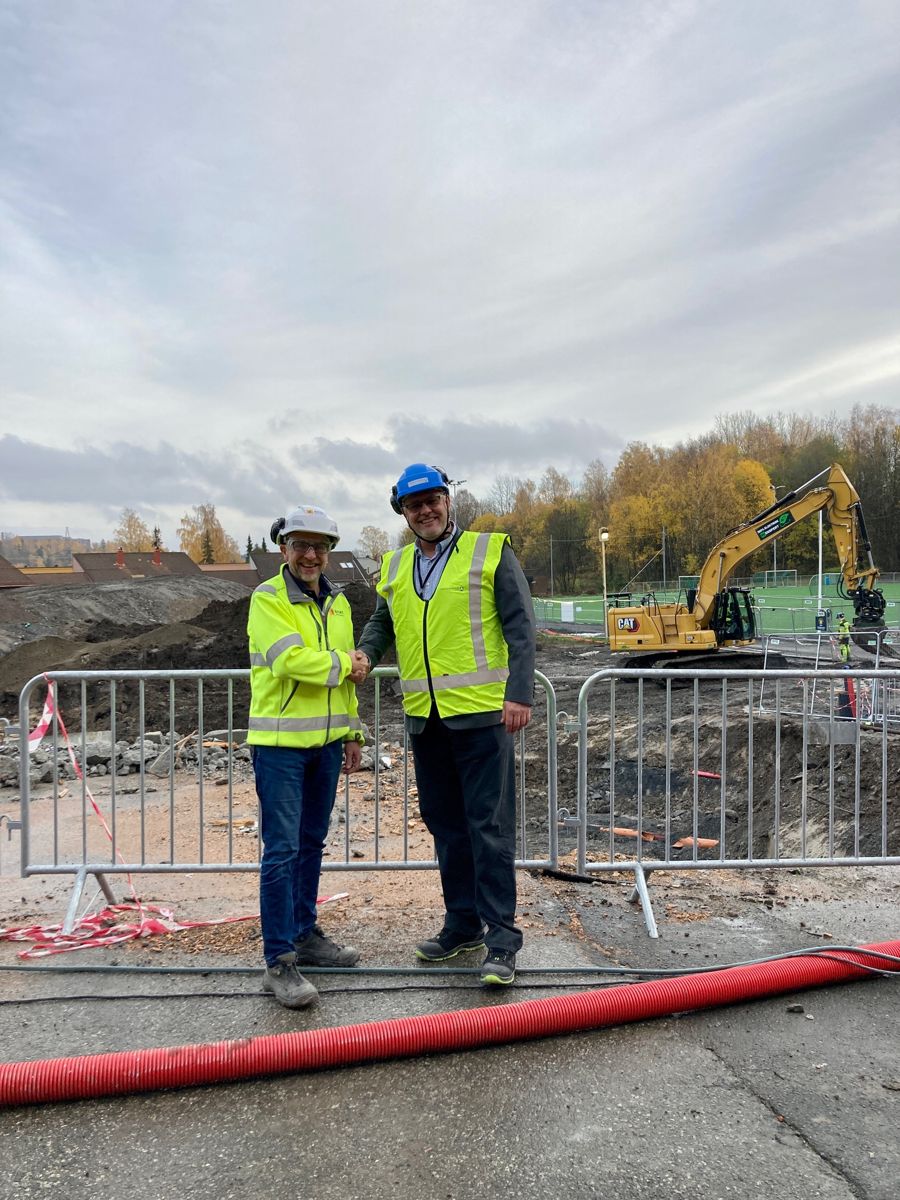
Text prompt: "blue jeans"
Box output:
[[252, 741, 344, 965]]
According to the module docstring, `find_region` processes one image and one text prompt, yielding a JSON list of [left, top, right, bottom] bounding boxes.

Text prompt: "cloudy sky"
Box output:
[[1, 1, 898, 551]]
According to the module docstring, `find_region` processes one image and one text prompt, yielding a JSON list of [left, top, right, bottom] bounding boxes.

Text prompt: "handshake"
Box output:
[[348, 650, 371, 685]]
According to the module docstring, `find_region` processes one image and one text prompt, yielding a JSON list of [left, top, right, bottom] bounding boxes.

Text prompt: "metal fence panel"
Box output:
[[14, 668, 558, 906], [569, 667, 900, 935]]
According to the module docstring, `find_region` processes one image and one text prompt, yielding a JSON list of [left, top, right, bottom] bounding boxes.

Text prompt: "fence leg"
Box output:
[[61, 868, 88, 935], [61, 869, 118, 934], [628, 864, 660, 939]]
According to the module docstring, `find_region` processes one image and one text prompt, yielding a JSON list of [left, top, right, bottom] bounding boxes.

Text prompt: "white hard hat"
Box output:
[[273, 505, 340, 547]]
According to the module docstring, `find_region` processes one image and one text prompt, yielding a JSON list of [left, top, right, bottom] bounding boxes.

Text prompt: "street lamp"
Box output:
[[599, 527, 609, 635], [770, 484, 782, 585]]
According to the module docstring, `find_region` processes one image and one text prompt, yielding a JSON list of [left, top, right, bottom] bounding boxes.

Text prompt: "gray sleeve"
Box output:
[[357, 595, 395, 667], [494, 542, 536, 706]]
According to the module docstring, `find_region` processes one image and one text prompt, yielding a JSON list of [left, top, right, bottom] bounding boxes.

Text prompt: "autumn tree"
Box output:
[[357, 525, 391, 560], [177, 504, 241, 564], [112, 508, 153, 552]]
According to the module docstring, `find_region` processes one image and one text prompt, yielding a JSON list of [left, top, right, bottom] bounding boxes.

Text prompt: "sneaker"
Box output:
[[294, 924, 360, 967], [480, 948, 516, 986], [415, 927, 486, 962], [262, 953, 319, 1009]]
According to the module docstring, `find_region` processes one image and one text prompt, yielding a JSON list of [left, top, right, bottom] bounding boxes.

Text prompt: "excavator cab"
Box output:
[[708, 587, 756, 645]]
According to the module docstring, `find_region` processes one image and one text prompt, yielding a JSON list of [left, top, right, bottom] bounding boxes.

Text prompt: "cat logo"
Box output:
[[616, 616, 640, 632]]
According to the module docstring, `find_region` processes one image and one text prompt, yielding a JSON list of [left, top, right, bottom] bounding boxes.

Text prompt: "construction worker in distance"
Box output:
[[354, 463, 536, 987], [837, 612, 852, 664], [247, 504, 369, 1009]]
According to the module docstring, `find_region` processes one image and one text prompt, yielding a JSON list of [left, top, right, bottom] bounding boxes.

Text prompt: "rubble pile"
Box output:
[[0, 727, 393, 791]]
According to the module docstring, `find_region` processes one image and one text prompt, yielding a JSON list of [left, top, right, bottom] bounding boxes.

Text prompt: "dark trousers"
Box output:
[[410, 709, 522, 953], [252, 741, 344, 965]]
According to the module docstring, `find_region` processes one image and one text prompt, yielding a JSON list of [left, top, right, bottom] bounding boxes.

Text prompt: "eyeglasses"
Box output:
[[401, 491, 447, 514], [285, 538, 330, 556]]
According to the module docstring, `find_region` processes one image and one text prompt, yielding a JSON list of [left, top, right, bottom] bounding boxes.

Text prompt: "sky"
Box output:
[[1, 0, 899, 552]]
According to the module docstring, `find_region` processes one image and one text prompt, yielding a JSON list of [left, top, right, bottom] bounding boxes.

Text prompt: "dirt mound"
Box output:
[[1, 581, 380, 735]]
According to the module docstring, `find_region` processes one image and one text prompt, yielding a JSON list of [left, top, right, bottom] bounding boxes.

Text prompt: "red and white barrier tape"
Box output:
[[27, 682, 57, 754], [0, 894, 349, 959]]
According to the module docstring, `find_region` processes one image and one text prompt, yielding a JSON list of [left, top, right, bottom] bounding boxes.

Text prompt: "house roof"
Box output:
[[72, 550, 204, 583], [0, 554, 33, 588], [197, 564, 259, 587], [249, 550, 373, 588]]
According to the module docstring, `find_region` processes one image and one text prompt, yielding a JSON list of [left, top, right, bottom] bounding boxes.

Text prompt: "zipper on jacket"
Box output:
[[318, 594, 335, 744]]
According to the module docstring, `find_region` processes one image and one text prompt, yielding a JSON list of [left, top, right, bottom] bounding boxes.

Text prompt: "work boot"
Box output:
[[480, 948, 516, 986], [415, 927, 486, 962], [294, 924, 360, 967], [262, 953, 318, 1008]]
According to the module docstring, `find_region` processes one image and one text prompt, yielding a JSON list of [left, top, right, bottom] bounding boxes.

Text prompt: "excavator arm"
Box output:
[[608, 463, 885, 656], [692, 464, 884, 630]]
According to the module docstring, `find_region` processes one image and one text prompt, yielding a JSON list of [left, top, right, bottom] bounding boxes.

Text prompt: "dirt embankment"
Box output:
[[0, 578, 378, 734]]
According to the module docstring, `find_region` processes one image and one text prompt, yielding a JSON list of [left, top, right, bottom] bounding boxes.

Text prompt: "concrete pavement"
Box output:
[[1, 864, 898, 1200]]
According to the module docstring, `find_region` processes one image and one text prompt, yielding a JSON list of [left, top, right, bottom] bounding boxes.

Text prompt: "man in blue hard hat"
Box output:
[[355, 464, 536, 986]]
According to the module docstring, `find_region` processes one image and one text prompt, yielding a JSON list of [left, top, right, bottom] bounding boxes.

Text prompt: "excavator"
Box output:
[[608, 463, 886, 660]]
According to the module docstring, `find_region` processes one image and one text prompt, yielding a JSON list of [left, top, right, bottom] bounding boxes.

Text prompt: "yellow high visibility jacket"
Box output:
[[377, 531, 510, 719], [247, 566, 364, 748]]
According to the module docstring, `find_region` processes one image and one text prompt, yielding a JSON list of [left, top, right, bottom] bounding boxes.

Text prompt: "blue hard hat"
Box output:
[[390, 463, 450, 513]]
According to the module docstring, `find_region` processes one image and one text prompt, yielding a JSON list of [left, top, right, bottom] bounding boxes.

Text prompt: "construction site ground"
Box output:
[[0, 579, 898, 1199]]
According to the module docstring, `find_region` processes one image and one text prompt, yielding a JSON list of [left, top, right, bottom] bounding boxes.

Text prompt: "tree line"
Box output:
[[109, 404, 899, 588], [362, 404, 900, 594]]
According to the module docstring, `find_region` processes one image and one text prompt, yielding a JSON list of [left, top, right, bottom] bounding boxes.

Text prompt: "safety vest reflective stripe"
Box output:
[[265, 632, 305, 666], [249, 714, 354, 733], [468, 533, 492, 670], [326, 651, 342, 688], [254, 583, 278, 596], [380, 545, 404, 614], [400, 667, 510, 693], [249, 652, 266, 667]]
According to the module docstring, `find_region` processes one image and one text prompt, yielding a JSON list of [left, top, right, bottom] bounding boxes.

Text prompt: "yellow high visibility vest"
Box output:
[[377, 531, 510, 718], [247, 566, 364, 747]]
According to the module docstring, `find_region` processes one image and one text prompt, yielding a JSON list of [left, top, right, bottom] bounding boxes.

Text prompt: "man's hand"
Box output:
[[343, 741, 362, 774], [348, 650, 371, 684], [502, 701, 531, 734]]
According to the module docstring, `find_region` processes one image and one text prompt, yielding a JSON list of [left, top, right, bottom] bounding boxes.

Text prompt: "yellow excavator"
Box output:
[[608, 463, 886, 658]]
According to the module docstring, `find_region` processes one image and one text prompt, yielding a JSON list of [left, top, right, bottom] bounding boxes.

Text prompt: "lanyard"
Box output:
[[415, 539, 450, 597]]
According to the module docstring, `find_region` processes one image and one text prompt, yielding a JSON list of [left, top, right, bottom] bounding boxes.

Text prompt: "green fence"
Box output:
[[534, 582, 900, 635]]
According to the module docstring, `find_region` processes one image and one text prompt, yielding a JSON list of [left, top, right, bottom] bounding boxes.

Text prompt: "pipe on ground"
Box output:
[[2, 939, 897, 1107]]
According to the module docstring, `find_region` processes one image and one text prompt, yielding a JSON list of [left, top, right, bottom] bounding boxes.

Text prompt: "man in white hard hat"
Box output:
[[247, 504, 368, 1008]]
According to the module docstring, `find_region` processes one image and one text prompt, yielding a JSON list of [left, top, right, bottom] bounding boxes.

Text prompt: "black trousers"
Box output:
[[410, 708, 522, 952]]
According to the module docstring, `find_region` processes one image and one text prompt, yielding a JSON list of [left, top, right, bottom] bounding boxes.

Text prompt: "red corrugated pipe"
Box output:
[[2, 939, 897, 1107]]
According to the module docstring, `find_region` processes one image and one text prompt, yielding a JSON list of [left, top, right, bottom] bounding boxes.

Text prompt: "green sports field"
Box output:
[[534, 580, 900, 634]]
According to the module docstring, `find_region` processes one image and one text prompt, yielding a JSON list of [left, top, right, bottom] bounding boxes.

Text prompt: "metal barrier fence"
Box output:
[[569, 667, 900, 937], [759, 633, 900, 729], [14, 668, 559, 928], [12, 663, 900, 940]]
